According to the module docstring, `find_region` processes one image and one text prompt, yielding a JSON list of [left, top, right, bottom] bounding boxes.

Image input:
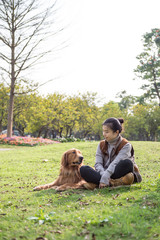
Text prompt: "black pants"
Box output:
[[80, 159, 134, 185]]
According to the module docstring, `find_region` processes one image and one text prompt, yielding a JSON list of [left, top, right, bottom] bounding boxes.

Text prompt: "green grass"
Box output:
[[0, 141, 160, 240]]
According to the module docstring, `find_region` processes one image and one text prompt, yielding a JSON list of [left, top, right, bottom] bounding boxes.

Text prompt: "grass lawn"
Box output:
[[0, 141, 160, 240]]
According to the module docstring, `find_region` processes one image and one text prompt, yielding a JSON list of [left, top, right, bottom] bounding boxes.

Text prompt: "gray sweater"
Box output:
[[95, 135, 134, 185]]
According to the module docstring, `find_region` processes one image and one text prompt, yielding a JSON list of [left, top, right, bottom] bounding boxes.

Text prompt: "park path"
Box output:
[[0, 148, 13, 151]]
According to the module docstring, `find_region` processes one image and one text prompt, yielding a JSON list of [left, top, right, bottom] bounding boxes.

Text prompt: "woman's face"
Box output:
[[102, 125, 119, 142]]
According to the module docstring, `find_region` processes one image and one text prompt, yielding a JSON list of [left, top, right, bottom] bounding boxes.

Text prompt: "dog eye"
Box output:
[[72, 151, 76, 154]]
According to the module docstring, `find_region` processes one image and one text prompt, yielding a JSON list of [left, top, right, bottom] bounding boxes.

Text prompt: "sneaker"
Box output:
[[109, 172, 134, 187]]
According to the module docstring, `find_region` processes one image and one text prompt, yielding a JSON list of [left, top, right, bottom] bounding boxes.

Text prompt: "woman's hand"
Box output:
[[99, 182, 109, 188]]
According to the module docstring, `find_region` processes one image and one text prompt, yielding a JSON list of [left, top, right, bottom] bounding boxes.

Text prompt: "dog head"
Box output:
[[61, 148, 84, 168]]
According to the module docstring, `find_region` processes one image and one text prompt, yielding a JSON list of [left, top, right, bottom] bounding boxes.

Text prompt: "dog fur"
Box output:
[[33, 148, 86, 191]]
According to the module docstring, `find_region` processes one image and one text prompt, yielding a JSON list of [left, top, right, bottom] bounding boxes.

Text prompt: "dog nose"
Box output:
[[79, 156, 83, 162]]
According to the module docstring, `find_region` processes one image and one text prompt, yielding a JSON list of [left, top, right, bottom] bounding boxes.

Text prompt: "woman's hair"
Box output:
[[102, 117, 124, 133]]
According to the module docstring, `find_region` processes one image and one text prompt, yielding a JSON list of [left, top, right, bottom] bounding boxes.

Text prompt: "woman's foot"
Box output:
[[109, 172, 134, 187]]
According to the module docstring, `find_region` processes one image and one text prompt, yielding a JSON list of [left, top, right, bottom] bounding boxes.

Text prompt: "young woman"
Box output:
[[80, 117, 142, 189]]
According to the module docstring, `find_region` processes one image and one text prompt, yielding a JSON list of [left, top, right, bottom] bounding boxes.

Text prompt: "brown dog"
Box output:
[[33, 148, 87, 191]]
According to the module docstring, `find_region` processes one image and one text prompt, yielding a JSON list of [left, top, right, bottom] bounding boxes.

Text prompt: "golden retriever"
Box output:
[[33, 148, 87, 191]]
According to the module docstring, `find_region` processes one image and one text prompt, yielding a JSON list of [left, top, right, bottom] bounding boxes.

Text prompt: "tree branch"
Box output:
[[0, 53, 11, 64], [0, 35, 11, 47], [0, 66, 10, 75], [1, 0, 12, 30]]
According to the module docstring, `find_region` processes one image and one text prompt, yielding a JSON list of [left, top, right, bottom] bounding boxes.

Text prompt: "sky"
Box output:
[[32, 0, 160, 104]]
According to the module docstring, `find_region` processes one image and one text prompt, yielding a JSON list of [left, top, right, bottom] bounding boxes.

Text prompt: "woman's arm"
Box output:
[[107, 143, 132, 174], [100, 143, 132, 185]]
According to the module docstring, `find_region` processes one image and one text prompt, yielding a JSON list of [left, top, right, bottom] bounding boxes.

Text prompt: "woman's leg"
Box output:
[[80, 166, 101, 184], [111, 159, 134, 179]]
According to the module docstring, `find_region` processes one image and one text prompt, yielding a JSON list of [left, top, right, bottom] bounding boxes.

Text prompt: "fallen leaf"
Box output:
[[126, 196, 135, 201], [42, 159, 49, 162], [36, 237, 47, 240], [117, 202, 123, 206], [22, 209, 27, 212], [153, 233, 159, 237], [54, 230, 62, 234], [79, 201, 89, 206], [112, 194, 120, 200]]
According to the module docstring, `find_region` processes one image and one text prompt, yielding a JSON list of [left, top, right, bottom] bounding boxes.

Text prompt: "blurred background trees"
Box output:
[[0, 87, 160, 141]]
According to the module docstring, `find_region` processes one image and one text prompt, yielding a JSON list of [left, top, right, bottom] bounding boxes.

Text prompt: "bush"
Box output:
[[53, 137, 85, 143]]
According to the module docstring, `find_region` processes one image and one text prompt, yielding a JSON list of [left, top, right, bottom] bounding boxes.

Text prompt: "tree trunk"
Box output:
[[7, 88, 14, 137], [0, 120, 2, 133], [7, 1, 15, 138], [152, 69, 160, 107], [65, 127, 69, 138], [44, 127, 49, 138], [69, 128, 72, 137], [59, 127, 63, 138]]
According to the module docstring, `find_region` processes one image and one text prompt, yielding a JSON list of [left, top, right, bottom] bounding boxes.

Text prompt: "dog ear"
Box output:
[[61, 152, 68, 167]]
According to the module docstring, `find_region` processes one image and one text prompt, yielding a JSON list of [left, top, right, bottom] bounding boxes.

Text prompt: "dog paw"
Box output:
[[50, 186, 58, 190], [55, 186, 65, 192], [33, 186, 41, 191]]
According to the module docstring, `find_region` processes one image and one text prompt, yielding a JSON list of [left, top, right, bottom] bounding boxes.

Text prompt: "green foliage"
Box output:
[[134, 28, 160, 105], [0, 83, 9, 131], [116, 90, 136, 110], [101, 101, 122, 118], [0, 141, 160, 240], [0, 90, 102, 139], [126, 104, 160, 141], [0, 84, 160, 141], [53, 137, 84, 143], [14, 93, 39, 136]]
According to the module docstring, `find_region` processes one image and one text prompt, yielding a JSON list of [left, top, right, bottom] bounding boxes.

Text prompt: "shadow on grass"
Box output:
[[33, 183, 142, 200]]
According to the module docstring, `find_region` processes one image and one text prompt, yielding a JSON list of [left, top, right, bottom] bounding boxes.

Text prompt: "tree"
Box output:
[[25, 93, 66, 138], [134, 29, 160, 106], [101, 101, 123, 120], [75, 93, 99, 139], [13, 91, 38, 136], [25, 95, 53, 137], [126, 104, 160, 141], [61, 97, 81, 138], [0, 0, 61, 137], [0, 82, 10, 132], [126, 104, 150, 141], [116, 90, 136, 110], [43, 93, 66, 138], [144, 105, 160, 141]]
